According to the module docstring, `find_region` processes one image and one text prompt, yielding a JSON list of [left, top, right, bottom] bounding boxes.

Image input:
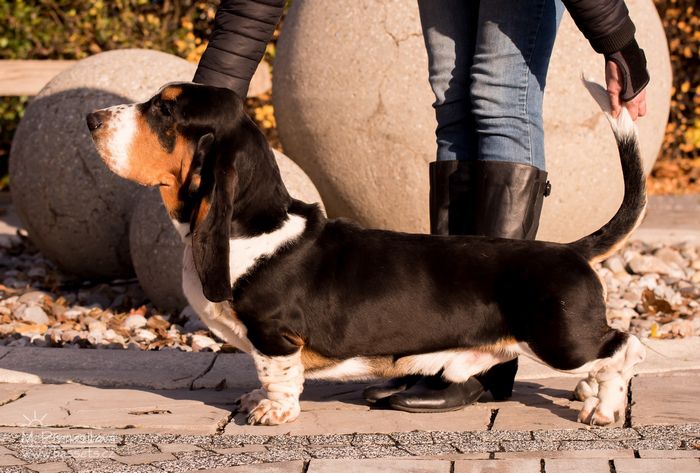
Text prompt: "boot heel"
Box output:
[[478, 358, 518, 401]]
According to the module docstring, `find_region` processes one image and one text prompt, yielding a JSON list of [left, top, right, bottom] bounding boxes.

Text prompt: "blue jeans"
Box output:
[[418, 0, 564, 171]]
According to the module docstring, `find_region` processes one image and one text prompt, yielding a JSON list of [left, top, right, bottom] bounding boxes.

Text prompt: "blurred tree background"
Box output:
[[0, 0, 697, 193]]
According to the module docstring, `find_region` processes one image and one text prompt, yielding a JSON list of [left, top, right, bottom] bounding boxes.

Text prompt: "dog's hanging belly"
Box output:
[[303, 343, 520, 382]]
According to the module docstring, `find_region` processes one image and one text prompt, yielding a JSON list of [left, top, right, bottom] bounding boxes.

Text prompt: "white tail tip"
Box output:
[[581, 74, 636, 140]]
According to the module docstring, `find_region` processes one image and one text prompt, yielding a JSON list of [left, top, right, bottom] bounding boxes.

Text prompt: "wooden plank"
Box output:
[[0, 58, 272, 97], [0, 60, 77, 96]]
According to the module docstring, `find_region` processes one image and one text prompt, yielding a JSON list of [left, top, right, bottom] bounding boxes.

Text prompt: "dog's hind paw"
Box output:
[[234, 388, 267, 415], [589, 408, 618, 427], [578, 396, 620, 426], [247, 398, 300, 426]]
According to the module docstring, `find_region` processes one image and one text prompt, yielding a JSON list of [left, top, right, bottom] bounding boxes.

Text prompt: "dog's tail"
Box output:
[[568, 77, 647, 264]]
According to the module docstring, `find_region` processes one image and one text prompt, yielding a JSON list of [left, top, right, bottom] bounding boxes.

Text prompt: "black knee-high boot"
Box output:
[[363, 160, 550, 412]]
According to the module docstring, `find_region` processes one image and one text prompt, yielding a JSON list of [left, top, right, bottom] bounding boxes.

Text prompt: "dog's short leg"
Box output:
[[247, 349, 304, 426], [577, 335, 645, 426]]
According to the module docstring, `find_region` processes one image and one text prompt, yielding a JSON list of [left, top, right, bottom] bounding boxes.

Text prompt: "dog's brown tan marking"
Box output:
[[160, 85, 183, 101], [88, 93, 201, 221], [300, 348, 339, 371]]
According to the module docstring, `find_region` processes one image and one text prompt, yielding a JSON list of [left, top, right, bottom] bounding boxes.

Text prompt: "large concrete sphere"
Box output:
[[10, 49, 197, 278], [129, 150, 325, 313], [273, 0, 671, 242]]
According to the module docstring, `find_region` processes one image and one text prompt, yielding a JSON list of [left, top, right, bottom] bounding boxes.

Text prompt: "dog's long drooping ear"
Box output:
[[191, 133, 236, 302]]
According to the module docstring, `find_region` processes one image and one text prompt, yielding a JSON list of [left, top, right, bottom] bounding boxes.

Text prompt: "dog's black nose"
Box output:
[[86, 112, 103, 131]]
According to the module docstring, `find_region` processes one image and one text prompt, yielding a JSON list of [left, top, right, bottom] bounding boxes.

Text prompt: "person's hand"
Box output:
[[605, 59, 647, 121]]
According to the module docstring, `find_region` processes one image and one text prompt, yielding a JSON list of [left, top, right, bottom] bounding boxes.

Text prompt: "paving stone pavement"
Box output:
[[0, 347, 695, 471]]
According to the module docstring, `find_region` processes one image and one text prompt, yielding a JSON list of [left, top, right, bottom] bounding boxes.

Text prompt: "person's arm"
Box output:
[[562, 0, 649, 119], [193, 0, 286, 99]]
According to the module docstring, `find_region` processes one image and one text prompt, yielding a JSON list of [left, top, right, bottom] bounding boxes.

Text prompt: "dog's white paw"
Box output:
[[577, 396, 600, 424], [247, 398, 300, 426], [578, 396, 621, 426], [589, 403, 619, 426], [574, 377, 599, 401], [234, 388, 267, 415]]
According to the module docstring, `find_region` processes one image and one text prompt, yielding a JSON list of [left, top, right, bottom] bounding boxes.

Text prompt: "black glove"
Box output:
[[604, 38, 650, 102]]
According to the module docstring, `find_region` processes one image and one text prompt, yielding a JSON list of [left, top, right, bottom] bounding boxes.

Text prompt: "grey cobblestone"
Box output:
[[307, 446, 362, 460], [431, 432, 475, 445], [305, 434, 354, 446], [0, 466, 31, 473], [476, 430, 532, 442], [452, 441, 500, 453], [532, 429, 598, 441], [398, 443, 458, 457], [265, 436, 309, 448], [500, 440, 559, 452], [355, 445, 411, 459], [246, 448, 309, 463], [4, 446, 66, 464], [120, 434, 180, 445], [20, 432, 122, 446], [390, 431, 434, 445], [0, 434, 21, 444], [634, 423, 700, 438], [350, 434, 395, 446], [211, 434, 269, 447], [559, 440, 626, 451], [152, 453, 255, 473], [592, 428, 641, 440], [622, 438, 684, 450], [169, 449, 223, 461], [106, 443, 159, 456]]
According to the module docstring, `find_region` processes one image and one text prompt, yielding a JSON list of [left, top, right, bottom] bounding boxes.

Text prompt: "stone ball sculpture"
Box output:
[[273, 0, 671, 243], [10, 49, 196, 278], [129, 150, 325, 312]]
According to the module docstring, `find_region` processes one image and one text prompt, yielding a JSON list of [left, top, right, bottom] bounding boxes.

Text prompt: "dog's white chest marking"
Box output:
[[181, 245, 252, 353], [175, 214, 306, 353], [228, 214, 307, 286]]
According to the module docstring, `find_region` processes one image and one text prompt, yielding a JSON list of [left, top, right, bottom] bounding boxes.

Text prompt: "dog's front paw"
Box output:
[[247, 398, 300, 426], [234, 388, 267, 415], [577, 396, 620, 426]]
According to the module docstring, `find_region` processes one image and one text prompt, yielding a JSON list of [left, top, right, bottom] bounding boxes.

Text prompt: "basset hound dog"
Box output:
[[86, 80, 646, 426]]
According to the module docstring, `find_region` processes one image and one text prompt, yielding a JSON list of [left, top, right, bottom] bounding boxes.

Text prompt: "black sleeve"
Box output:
[[561, 0, 636, 54], [193, 0, 285, 98], [562, 0, 649, 101]]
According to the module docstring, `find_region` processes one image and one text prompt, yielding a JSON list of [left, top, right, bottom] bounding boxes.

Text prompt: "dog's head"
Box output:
[[87, 83, 291, 302]]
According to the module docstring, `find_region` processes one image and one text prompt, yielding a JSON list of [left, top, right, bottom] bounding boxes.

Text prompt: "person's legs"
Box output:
[[470, 0, 564, 171], [418, 0, 480, 163], [362, 0, 483, 406], [367, 0, 564, 413]]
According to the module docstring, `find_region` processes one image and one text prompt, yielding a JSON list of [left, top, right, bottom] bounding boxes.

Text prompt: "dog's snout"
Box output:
[[86, 112, 104, 131]]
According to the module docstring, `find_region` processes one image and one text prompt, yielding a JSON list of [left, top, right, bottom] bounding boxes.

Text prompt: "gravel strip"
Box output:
[[0, 425, 695, 468]]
